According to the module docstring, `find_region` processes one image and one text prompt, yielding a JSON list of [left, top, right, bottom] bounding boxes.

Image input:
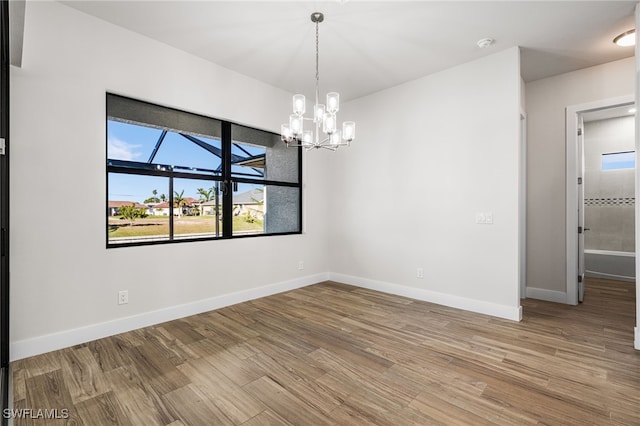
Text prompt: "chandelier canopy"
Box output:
[[281, 12, 355, 151]]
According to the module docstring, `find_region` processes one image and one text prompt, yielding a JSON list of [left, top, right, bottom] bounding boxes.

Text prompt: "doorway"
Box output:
[[582, 106, 636, 284], [566, 95, 635, 305]]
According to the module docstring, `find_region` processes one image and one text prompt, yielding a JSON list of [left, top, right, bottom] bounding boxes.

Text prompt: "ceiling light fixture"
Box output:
[[613, 29, 636, 47], [281, 12, 355, 151]]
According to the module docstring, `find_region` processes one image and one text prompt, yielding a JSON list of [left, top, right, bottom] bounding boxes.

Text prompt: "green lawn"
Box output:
[[108, 215, 263, 240]]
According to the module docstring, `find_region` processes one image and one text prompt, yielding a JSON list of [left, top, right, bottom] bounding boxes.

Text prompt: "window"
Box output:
[[601, 151, 635, 171], [106, 94, 301, 247]]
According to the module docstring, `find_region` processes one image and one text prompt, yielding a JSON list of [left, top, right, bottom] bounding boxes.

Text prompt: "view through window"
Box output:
[[601, 151, 636, 171], [106, 94, 301, 247]]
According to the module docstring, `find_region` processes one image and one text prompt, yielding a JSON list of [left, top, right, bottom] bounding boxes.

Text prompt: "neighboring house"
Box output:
[[148, 202, 170, 216], [201, 189, 263, 218], [108, 201, 148, 217], [149, 198, 200, 216], [233, 189, 264, 219], [201, 199, 221, 216]]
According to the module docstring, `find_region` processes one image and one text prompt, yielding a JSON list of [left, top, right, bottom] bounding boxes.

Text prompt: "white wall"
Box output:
[[525, 57, 634, 301], [10, 1, 332, 359], [8, 2, 535, 359], [328, 48, 522, 320]]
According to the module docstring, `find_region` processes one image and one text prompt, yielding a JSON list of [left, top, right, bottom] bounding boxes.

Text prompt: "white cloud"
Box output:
[[108, 137, 143, 161]]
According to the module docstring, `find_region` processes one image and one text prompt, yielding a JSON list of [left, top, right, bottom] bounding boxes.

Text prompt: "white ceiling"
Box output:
[[60, 1, 636, 102]]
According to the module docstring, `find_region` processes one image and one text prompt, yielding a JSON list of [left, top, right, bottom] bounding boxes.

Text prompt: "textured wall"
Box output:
[[584, 116, 635, 253]]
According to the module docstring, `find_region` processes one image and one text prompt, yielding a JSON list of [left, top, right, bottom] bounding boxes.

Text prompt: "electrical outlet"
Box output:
[[118, 290, 129, 305], [417, 268, 424, 279], [298, 261, 304, 270]]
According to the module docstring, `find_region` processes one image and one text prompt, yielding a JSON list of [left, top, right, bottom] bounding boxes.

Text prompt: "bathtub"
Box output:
[[584, 249, 635, 281]]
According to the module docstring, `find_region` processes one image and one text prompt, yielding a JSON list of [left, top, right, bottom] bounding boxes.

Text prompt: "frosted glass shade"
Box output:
[[293, 94, 306, 115], [281, 124, 292, 141], [314, 104, 326, 123], [330, 130, 341, 146], [302, 130, 313, 146], [323, 113, 336, 134], [342, 121, 355, 141], [289, 114, 303, 136], [326, 92, 339, 113]]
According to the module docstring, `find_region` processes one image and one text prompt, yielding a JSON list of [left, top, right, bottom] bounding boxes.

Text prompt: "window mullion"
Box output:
[[222, 121, 233, 238], [169, 177, 174, 240]]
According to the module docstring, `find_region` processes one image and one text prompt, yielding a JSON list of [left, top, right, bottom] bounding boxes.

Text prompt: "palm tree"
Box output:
[[144, 188, 161, 204], [196, 186, 215, 217], [174, 189, 186, 218], [197, 187, 215, 202]]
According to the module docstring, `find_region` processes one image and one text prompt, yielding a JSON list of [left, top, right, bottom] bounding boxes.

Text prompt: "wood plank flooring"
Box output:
[[11, 278, 639, 425]]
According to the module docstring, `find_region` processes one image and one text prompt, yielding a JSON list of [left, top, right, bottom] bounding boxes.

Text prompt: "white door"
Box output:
[[577, 114, 585, 303]]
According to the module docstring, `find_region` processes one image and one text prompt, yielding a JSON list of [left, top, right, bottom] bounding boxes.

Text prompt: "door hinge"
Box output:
[[578, 128, 583, 136], [578, 177, 582, 184], [578, 275, 583, 283], [0, 138, 5, 156], [578, 226, 583, 234]]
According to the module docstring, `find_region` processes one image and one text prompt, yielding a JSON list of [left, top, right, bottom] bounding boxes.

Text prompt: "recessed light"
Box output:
[[477, 38, 494, 49], [614, 29, 635, 47]]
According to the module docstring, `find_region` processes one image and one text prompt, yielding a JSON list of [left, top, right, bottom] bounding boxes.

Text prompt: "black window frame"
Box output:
[[106, 94, 302, 248]]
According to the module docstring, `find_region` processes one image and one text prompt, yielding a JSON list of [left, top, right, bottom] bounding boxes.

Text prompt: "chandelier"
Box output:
[[281, 12, 355, 151]]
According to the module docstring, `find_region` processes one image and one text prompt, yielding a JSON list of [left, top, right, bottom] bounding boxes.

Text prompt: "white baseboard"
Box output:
[[525, 286, 567, 304], [635, 327, 640, 351], [328, 272, 522, 321], [10, 272, 329, 361], [585, 271, 635, 282]]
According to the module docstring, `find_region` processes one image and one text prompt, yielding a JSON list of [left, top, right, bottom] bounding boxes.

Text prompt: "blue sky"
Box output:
[[601, 151, 635, 171], [108, 120, 263, 203]]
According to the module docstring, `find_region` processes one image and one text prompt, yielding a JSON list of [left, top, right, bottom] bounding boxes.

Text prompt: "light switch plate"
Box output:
[[476, 212, 494, 224]]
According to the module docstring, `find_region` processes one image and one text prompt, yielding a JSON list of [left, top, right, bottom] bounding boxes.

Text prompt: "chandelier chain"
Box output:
[[315, 19, 320, 105]]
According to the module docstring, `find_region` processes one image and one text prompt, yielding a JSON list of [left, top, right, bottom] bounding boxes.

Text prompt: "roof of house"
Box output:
[[152, 197, 200, 209], [108, 201, 148, 209], [233, 189, 264, 205]]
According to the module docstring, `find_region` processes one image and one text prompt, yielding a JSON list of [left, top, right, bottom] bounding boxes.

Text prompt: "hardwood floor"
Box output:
[[11, 278, 639, 425]]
